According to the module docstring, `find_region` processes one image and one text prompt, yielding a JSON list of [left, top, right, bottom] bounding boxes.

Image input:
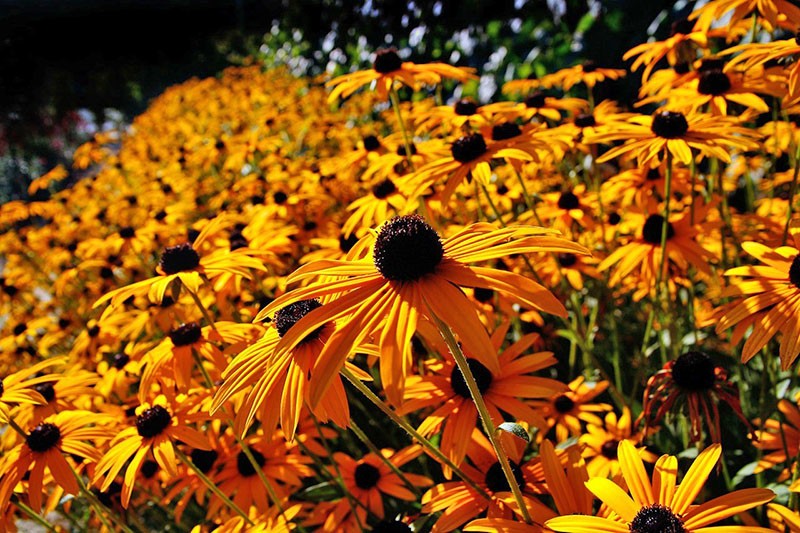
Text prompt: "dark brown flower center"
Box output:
[[557, 191, 580, 210], [697, 70, 731, 96], [651, 111, 689, 139], [451, 133, 487, 163], [136, 405, 172, 438], [363, 135, 381, 151], [119, 226, 136, 239], [630, 504, 686, 533], [642, 214, 675, 245], [646, 168, 661, 181], [354, 462, 382, 489], [273, 299, 325, 343], [141, 460, 159, 479], [169, 322, 202, 347], [450, 358, 493, 398], [373, 215, 444, 282], [191, 448, 219, 474], [484, 460, 525, 493], [698, 58, 725, 72], [13, 323, 26, 336], [0, 378, 4, 397], [159, 242, 200, 274], [397, 143, 417, 156], [34, 382, 56, 403], [608, 211, 622, 225], [574, 113, 596, 128], [473, 287, 494, 303], [601, 439, 619, 459], [553, 394, 575, 413], [339, 233, 359, 253], [371, 178, 397, 199], [454, 98, 478, 116], [789, 255, 800, 289], [491, 122, 522, 141], [373, 48, 403, 73], [27, 422, 61, 453], [112, 352, 130, 369], [237, 449, 266, 477], [582, 60, 597, 73], [671, 351, 716, 391], [557, 253, 578, 267], [524, 91, 547, 108]]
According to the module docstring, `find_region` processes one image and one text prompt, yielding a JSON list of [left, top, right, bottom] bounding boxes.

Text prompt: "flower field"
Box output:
[[5, 1, 800, 531]]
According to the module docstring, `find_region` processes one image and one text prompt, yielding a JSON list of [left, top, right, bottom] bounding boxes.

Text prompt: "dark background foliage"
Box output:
[[0, 0, 690, 202]]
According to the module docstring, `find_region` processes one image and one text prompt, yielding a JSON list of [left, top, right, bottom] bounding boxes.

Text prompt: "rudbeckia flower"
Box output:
[[579, 408, 657, 479], [546, 441, 775, 533], [623, 18, 707, 83], [752, 398, 800, 474], [530, 376, 612, 443], [690, 0, 800, 33], [716, 221, 800, 368], [93, 395, 211, 507], [0, 358, 62, 423], [256, 214, 587, 406], [639, 351, 752, 444], [587, 109, 761, 166], [94, 215, 266, 311], [0, 410, 114, 512], [326, 48, 476, 103]]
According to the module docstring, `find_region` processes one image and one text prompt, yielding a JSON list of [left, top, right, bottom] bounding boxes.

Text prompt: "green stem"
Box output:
[[184, 283, 220, 335], [782, 141, 800, 245], [340, 367, 491, 500], [429, 313, 533, 524], [389, 86, 416, 171], [71, 463, 135, 533], [13, 499, 58, 532], [174, 447, 254, 525]]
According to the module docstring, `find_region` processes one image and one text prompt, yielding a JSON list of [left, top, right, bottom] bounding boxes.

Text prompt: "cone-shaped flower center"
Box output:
[[574, 113, 596, 128], [136, 405, 172, 438], [491, 122, 522, 141], [451, 133, 487, 163], [373, 48, 403, 73], [169, 322, 202, 347], [159, 242, 200, 274], [698, 70, 731, 96], [651, 111, 689, 138], [236, 449, 266, 477], [27, 422, 61, 453], [34, 382, 56, 403], [454, 98, 478, 116], [558, 191, 580, 210], [363, 135, 381, 151], [672, 351, 716, 391], [450, 358, 494, 398], [191, 448, 219, 474], [557, 253, 578, 267], [789, 255, 800, 289], [373, 215, 444, 282], [274, 299, 325, 344], [119, 226, 136, 239], [525, 91, 546, 108], [485, 460, 525, 493], [354, 462, 382, 489], [630, 504, 686, 533], [601, 439, 619, 459], [371, 178, 397, 199], [642, 214, 675, 244], [554, 394, 575, 413]]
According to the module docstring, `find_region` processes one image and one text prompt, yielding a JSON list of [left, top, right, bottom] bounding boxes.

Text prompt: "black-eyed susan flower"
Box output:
[[332, 445, 432, 526], [587, 109, 761, 166], [579, 408, 657, 479], [716, 225, 800, 368], [93, 395, 211, 507], [623, 18, 708, 84], [639, 351, 752, 444], [399, 325, 565, 469], [256, 214, 587, 406], [0, 410, 114, 512], [752, 398, 800, 475], [530, 376, 612, 443], [691, 0, 800, 33], [94, 215, 266, 311], [546, 441, 775, 533], [326, 48, 476, 103], [0, 358, 61, 423]]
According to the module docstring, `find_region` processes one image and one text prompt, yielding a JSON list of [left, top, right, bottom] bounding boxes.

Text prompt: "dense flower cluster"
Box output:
[[3, 0, 800, 530]]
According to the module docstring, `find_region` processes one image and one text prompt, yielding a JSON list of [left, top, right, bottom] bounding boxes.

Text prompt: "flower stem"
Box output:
[[184, 282, 220, 335], [389, 86, 416, 171], [174, 446, 254, 525], [428, 312, 533, 525], [70, 463, 134, 533], [782, 140, 800, 245], [13, 498, 58, 533], [340, 366, 491, 500], [349, 420, 422, 498]]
